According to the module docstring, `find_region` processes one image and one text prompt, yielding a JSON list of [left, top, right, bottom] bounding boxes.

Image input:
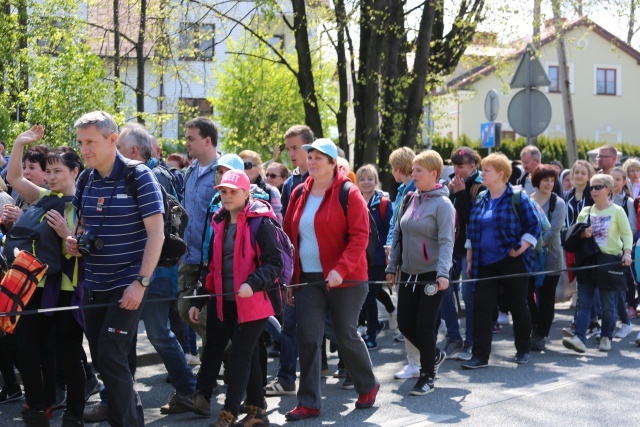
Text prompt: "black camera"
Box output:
[[76, 231, 96, 256]]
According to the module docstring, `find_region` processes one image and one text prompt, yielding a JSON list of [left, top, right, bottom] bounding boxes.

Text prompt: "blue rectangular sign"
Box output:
[[481, 122, 495, 148]]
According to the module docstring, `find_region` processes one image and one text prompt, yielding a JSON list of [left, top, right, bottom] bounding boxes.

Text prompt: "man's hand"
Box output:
[[238, 283, 254, 298], [14, 125, 44, 147], [189, 306, 200, 323], [119, 281, 146, 310], [326, 270, 343, 288]]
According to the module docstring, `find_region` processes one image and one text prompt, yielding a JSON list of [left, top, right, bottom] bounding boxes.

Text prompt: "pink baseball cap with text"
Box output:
[[215, 170, 250, 192]]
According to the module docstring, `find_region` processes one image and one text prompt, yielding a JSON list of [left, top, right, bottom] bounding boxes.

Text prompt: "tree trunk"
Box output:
[[628, 0, 636, 45], [114, 0, 121, 112], [334, 0, 349, 157], [533, 0, 542, 43], [291, 0, 323, 138], [14, 0, 28, 122], [399, 0, 437, 150], [136, 0, 147, 124]]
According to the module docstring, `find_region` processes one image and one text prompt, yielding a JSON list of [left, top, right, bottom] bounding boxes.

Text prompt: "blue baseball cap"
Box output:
[[302, 138, 338, 160], [214, 154, 244, 171]]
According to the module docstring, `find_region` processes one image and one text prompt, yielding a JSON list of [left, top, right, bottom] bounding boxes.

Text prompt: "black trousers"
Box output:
[[397, 271, 444, 377], [197, 299, 267, 417], [528, 274, 560, 338], [84, 287, 145, 427], [472, 256, 531, 363]]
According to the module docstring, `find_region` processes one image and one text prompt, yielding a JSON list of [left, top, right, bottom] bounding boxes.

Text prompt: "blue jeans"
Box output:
[[441, 252, 473, 346], [277, 302, 298, 385], [617, 290, 630, 324], [575, 282, 616, 342], [142, 297, 196, 395]]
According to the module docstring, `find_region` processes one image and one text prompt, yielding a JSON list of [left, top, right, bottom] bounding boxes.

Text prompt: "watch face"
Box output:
[[138, 276, 149, 286]]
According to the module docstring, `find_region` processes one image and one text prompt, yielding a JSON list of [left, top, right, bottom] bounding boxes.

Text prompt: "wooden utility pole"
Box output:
[[552, 1, 578, 165]]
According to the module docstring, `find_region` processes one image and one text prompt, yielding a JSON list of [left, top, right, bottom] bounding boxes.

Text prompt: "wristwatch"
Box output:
[[135, 275, 150, 287]]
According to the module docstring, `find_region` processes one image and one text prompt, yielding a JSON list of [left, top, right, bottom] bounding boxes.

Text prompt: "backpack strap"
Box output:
[[511, 189, 522, 222], [548, 192, 557, 219], [380, 196, 388, 220], [338, 181, 351, 216]]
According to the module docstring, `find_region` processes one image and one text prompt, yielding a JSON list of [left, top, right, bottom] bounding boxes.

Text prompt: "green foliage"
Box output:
[[211, 36, 336, 161]]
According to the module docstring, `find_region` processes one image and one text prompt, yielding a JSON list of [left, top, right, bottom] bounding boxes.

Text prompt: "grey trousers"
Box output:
[[295, 273, 377, 409]]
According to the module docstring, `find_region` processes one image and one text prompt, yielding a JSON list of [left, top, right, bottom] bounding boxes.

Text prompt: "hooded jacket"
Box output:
[[386, 185, 455, 279], [284, 170, 369, 287], [205, 199, 282, 323], [368, 190, 393, 266]]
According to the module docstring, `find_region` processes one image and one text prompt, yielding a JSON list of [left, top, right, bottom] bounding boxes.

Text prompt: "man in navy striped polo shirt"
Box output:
[[66, 111, 165, 427]]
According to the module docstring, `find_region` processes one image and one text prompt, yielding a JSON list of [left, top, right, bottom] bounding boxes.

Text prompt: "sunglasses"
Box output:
[[591, 184, 607, 191], [243, 162, 255, 170], [266, 173, 280, 179]]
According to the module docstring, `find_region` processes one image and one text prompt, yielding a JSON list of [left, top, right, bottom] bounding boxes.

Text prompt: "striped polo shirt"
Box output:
[[73, 152, 164, 291]]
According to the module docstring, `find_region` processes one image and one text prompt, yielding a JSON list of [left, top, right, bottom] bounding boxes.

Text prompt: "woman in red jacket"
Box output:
[[283, 138, 379, 421], [181, 170, 283, 427]]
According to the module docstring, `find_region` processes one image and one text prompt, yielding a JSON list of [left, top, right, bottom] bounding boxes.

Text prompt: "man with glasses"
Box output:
[[597, 145, 617, 175], [178, 117, 221, 351]]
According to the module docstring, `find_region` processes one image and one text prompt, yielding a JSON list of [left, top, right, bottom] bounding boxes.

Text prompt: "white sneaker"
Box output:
[[185, 354, 201, 366], [388, 310, 398, 330], [357, 326, 367, 337], [614, 323, 633, 339], [394, 363, 420, 379], [497, 311, 510, 325], [599, 336, 611, 352]]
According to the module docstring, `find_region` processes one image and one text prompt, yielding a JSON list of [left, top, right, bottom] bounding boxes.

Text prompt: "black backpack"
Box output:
[[4, 194, 73, 274], [76, 161, 189, 268]]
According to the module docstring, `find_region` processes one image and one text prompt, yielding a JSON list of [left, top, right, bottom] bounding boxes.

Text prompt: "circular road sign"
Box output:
[[484, 90, 499, 122], [507, 88, 551, 138]]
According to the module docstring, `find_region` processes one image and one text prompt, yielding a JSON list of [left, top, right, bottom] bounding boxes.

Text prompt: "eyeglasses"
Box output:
[[266, 173, 280, 179], [596, 155, 614, 159], [243, 162, 256, 170], [591, 184, 607, 191]]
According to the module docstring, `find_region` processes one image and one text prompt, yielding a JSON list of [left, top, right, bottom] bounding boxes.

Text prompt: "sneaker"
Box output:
[[492, 323, 502, 333], [23, 408, 50, 427], [394, 362, 420, 379], [355, 382, 380, 409], [562, 335, 586, 353], [561, 322, 576, 338], [83, 404, 108, 423], [515, 352, 529, 364], [0, 384, 22, 404], [342, 373, 354, 390], [237, 404, 268, 426], [455, 344, 473, 361], [388, 310, 398, 330], [364, 338, 378, 352], [497, 311, 510, 325], [635, 331, 640, 346], [212, 409, 237, 427], [614, 323, 633, 339], [357, 325, 367, 336], [443, 339, 463, 359], [599, 336, 612, 352], [264, 378, 296, 396], [285, 405, 320, 421], [409, 374, 434, 396], [160, 391, 188, 414], [333, 368, 347, 378], [185, 353, 201, 366], [394, 334, 405, 342], [434, 349, 446, 377], [588, 322, 601, 336], [530, 335, 546, 352], [175, 391, 211, 417], [461, 357, 488, 369], [377, 320, 386, 335], [84, 375, 101, 402], [627, 306, 638, 319], [61, 410, 83, 427]]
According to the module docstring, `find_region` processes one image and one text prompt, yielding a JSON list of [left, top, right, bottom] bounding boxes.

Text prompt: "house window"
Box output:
[[178, 98, 213, 139], [501, 130, 516, 141], [179, 23, 215, 60], [596, 68, 616, 95], [548, 66, 559, 93]]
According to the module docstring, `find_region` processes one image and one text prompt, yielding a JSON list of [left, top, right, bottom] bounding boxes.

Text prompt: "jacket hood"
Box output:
[[417, 184, 449, 199], [406, 184, 449, 221]]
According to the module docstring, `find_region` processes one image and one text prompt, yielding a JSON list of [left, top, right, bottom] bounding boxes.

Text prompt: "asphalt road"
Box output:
[[2, 300, 640, 426]]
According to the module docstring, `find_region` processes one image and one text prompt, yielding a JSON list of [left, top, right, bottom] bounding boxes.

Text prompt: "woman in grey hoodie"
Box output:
[[386, 150, 455, 396]]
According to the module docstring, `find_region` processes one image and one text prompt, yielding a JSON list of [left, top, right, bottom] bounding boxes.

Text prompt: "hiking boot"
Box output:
[[24, 408, 50, 427], [285, 405, 320, 421], [237, 404, 269, 426], [211, 409, 237, 427], [160, 391, 188, 414], [61, 410, 84, 427], [176, 391, 211, 417], [83, 404, 108, 422], [264, 378, 296, 396], [355, 382, 380, 409], [0, 384, 22, 404]]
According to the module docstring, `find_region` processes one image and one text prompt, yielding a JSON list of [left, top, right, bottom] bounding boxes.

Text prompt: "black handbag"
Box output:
[[595, 253, 627, 291]]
